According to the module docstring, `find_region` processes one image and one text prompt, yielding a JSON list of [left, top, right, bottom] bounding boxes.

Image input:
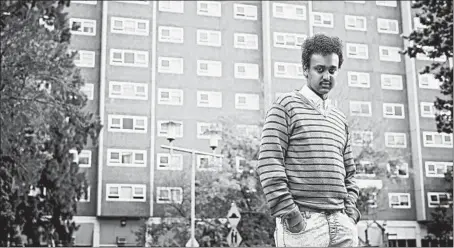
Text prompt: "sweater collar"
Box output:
[[299, 85, 331, 110]]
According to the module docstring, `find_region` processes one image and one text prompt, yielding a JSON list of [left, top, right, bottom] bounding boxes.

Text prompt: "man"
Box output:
[[257, 34, 360, 247]]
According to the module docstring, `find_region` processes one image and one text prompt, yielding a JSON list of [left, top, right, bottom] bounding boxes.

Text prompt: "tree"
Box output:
[[341, 115, 413, 246], [0, 0, 101, 246], [353, 144, 411, 247], [402, 0, 453, 134], [423, 169, 453, 245], [135, 117, 275, 247]]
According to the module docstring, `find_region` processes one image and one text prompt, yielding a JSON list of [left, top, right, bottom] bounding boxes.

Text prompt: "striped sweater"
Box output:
[[257, 90, 361, 222]]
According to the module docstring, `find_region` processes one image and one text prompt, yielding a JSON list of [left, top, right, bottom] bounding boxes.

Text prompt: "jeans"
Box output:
[[274, 210, 358, 247]]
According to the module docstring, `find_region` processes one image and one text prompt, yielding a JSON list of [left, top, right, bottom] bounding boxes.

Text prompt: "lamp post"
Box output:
[[161, 121, 223, 247]]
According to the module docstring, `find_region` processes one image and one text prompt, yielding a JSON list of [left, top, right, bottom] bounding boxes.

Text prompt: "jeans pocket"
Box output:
[[283, 214, 307, 235]]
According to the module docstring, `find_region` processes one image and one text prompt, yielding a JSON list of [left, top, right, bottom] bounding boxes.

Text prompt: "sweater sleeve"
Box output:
[[256, 102, 297, 218], [343, 124, 361, 223]]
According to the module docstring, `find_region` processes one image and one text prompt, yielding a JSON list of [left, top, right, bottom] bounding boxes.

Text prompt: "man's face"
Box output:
[[304, 53, 340, 99]]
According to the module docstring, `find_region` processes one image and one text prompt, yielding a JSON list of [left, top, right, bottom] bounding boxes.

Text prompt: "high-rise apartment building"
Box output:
[[67, 1, 452, 246]]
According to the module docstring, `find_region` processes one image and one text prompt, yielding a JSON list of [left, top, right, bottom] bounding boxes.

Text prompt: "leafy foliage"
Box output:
[[402, 0, 453, 133], [135, 117, 274, 247], [0, 0, 101, 246], [424, 170, 453, 240], [351, 129, 412, 246]]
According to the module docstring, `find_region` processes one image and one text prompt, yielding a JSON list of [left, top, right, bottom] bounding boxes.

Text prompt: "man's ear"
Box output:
[[303, 67, 308, 78]]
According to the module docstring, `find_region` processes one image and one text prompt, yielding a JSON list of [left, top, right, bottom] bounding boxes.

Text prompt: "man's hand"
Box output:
[[284, 208, 305, 233]]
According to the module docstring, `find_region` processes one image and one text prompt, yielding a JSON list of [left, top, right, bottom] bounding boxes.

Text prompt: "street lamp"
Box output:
[[161, 121, 223, 247], [203, 124, 221, 151], [164, 121, 180, 156]]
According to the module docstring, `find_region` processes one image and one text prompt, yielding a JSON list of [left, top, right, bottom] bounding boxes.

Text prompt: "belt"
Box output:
[[300, 209, 345, 219], [298, 205, 345, 215]]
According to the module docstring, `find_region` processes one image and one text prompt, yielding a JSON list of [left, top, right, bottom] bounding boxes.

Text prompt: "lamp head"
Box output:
[[164, 121, 179, 143], [203, 124, 221, 151]]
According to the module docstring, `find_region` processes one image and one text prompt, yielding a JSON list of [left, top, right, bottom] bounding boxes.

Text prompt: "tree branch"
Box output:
[[1, 94, 55, 106]]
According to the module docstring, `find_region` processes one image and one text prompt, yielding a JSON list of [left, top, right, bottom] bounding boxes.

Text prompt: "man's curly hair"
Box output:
[[301, 34, 344, 70]]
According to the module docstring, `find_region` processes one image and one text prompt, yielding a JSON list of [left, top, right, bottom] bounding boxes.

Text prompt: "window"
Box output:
[[381, 74, 403, 90], [379, 46, 402, 62], [69, 149, 92, 168], [74, 50, 95, 68], [233, 3, 257, 20], [197, 1, 221, 17], [274, 62, 304, 79], [111, 17, 148, 36], [235, 157, 247, 173], [107, 184, 146, 202], [366, 192, 378, 208], [158, 57, 183, 74], [345, 15, 366, 31], [234, 63, 259, 80], [420, 102, 435, 118], [427, 193, 452, 208], [273, 32, 306, 49], [197, 91, 222, 108], [423, 131, 453, 148], [108, 115, 147, 133], [197, 60, 222, 77], [157, 153, 183, 170], [355, 160, 376, 177], [70, 18, 96, 36], [389, 193, 411, 209], [387, 162, 409, 178], [416, 46, 447, 62], [157, 120, 183, 138], [350, 101, 372, 116], [78, 186, 91, 202], [197, 29, 221, 47], [237, 124, 260, 138], [81, 83, 94, 100], [351, 131, 373, 146], [273, 3, 306, 20], [383, 103, 405, 119], [109, 81, 147, 100], [107, 149, 146, 167], [156, 187, 182, 203], [110, 49, 148, 67], [158, 26, 184, 43], [235, 93, 260, 110], [377, 18, 399, 34], [115, 0, 149, 4], [158, 88, 183, 105], [312, 12, 334, 28], [158, 1, 184, 13], [418, 73, 440, 89], [348, 71, 370, 88], [197, 155, 222, 171], [376, 1, 397, 7], [72, 1, 97, 4], [346, 43, 368, 59], [385, 132, 407, 148], [197, 122, 215, 139], [425, 161, 453, 177], [234, 33, 258, 50]]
